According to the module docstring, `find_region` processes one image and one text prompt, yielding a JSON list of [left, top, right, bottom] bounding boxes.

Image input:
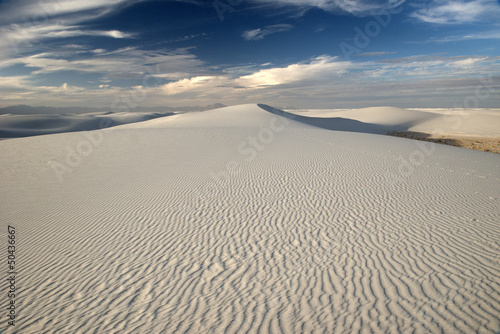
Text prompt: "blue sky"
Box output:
[[0, 0, 499, 109]]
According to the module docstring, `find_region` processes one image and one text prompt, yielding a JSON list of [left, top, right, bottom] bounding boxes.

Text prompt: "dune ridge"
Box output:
[[0, 104, 499, 333]]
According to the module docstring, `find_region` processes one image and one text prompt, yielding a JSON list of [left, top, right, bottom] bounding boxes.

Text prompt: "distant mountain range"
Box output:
[[0, 103, 227, 115]]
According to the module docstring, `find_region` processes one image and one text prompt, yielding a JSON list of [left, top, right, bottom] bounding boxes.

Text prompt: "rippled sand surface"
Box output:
[[1, 105, 499, 333]]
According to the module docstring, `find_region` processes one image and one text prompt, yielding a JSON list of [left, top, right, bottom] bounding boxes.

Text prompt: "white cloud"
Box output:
[[370, 56, 498, 79], [464, 31, 500, 40], [448, 57, 488, 70], [1, 42, 498, 108], [356, 52, 397, 57], [235, 56, 351, 87], [15, 54, 490, 106], [0, 0, 136, 23], [159, 56, 353, 96], [411, 0, 500, 24], [151, 55, 499, 107], [243, 24, 294, 41], [0, 0, 136, 63], [429, 30, 500, 43], [149, 56, 354, 101], [162, 76, 227, 95], [0, 75, 31, 92], [0, 47, 206, 91], [0, 24, 133, 57], [249, 0, 406, 16]]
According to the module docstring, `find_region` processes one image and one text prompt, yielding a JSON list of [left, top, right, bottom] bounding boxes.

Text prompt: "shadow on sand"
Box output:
[[259, 104, 403, 135]]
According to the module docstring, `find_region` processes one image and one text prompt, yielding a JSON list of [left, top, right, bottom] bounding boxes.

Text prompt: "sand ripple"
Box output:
[[1, 105, 499, 333]]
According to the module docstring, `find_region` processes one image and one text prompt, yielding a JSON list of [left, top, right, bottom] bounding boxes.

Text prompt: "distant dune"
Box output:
[[0, 103, 226, 115], [1, 104, 499, 333], [287, 106, 500, 136], [286, 106, 500, 153], [0, 112, 174, 138]]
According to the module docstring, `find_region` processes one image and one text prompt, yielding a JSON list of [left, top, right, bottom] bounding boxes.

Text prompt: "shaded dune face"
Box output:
[[0, 112, 174, 138], [15, 118, 73, 129], [259, 104, 389, 133], [0, 104, 499, 333]]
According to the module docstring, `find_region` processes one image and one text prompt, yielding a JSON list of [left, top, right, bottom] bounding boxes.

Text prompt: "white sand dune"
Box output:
[[0, 111, 174, 138], [288, 107, 500, 136], [1, 104, 499, 333]]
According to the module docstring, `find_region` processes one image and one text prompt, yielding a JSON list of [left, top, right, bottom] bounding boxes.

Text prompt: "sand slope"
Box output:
[[1, 104, 499, 333]]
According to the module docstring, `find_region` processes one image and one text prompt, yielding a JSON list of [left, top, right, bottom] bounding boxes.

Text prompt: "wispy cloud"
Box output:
[[0, 0, 137, 23], [170, 33, 208, 43], [426, 30, 500, 43], [0, 47, 205, 84], [243, 24, 294, 41], [248, 0, 406, 16], [356, 52, 397, 57], [1, 24, 132, 48], [0, 0, 136, 62], [411, 0, 500, 24]]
